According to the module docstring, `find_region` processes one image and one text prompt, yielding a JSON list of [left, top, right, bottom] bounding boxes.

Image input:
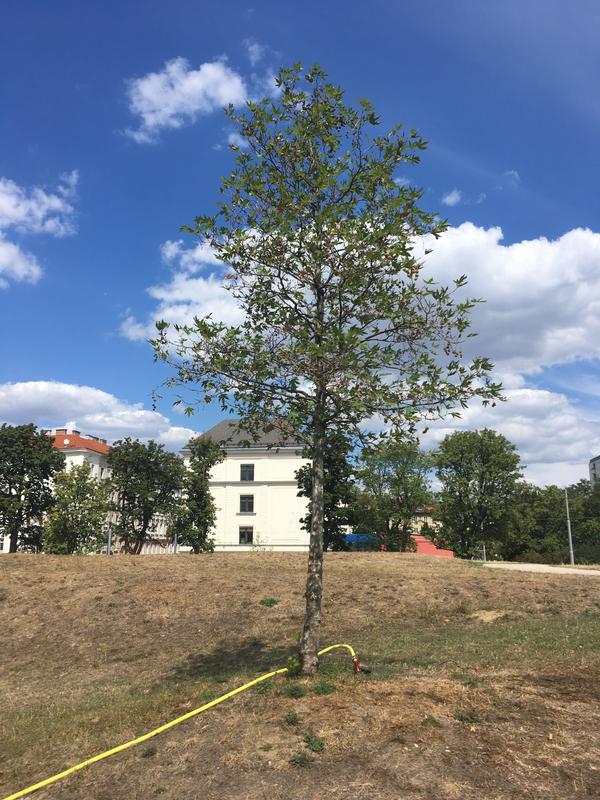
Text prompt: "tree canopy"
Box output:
[[152, 64, 501, 671], [43, 461, 111, 554], [353, 438, 433, 551], [435, 428, 522, 557], [107, 438, 185, 554], [0, 424, 65, 552], [169, 435, 225, 553]]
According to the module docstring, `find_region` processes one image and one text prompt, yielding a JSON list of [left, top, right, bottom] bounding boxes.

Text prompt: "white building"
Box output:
[[182, 420, 310, 551], [590, 455, 600, 485], [45, 429, 111, 478]]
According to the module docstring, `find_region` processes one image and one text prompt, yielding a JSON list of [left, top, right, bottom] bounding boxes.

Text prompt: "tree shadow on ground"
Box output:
[[169, 638, 295, 682]]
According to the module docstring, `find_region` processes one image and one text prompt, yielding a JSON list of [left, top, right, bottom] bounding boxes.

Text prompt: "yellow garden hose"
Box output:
[[2, 643, 359, 800]]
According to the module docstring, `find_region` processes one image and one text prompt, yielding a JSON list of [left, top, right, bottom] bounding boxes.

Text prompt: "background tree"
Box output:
[[503, 479, 600, 564], [108, 438, 185, 554], [296, 431, 354, 551], [0, 423, 65, 552], [353, 438, 432, 550], [169, 435, 225, 553], [152, 65, 501, 672], [435, 428, 521, 557], [43, 462, 110, 554]]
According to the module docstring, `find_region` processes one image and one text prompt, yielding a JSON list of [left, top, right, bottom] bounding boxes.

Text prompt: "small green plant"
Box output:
[[141, 745, 157, 758], [0, 591, 6, 602], [290, 752, 314, 767], [254, 679, 274, 694], [455, 711, 481, 724], [313, 682, 336, 695], [201, 689, 217, 701], [285, 711, 300, 725], [259, 597, 278, 607], [286, 655, 301, 676], [421, 715, 442, 728], [283, 683, 306, 698], [260, 743, 273, 751], [303, 734, 325, 753], [390, 734, 407, 744]]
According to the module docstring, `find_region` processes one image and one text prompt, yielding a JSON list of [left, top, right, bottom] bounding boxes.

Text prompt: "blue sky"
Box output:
[[1, 0, 599, 484]]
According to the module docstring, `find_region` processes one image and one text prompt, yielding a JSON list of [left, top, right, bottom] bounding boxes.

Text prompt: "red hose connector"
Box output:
[[352, 656, 361, 674]]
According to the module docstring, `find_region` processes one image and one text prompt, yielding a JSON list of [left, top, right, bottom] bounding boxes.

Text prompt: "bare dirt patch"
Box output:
[[1, 553, 599, 799]]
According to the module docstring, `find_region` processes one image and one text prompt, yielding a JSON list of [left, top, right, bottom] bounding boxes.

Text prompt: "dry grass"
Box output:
[[1, 553, 599, 799]]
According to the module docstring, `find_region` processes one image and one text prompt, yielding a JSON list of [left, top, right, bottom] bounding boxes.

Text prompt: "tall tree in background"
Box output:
[[435, 429, 521, 557], [108, 438, 184, 554], [353, 438, 432, 550], [43, 462, 110, 554], [152, 65, 501, 672], [169, 435, 225, 553], [296, 431, 354, 551], [0, 424, 65, 552]]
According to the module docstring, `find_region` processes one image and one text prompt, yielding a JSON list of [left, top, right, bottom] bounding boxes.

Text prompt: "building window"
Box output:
[[240, 463, 254, 482], [240, 495, 254, 513], [239, 526, 254, 545]]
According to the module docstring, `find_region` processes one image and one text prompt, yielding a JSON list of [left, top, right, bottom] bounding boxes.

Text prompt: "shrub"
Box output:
[[285, 712, 300, 725], [303, 734, 325, 753], [283, 683, 306, 698], [290, 752, 314, 767]]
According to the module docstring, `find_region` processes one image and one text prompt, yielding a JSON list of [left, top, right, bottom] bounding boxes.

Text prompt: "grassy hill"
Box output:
[[1, 553, 599, 799]]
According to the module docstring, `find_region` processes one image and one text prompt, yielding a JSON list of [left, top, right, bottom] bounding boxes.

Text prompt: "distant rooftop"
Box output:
[[44, 429, 111, 456], [191, 419, 303, 450]]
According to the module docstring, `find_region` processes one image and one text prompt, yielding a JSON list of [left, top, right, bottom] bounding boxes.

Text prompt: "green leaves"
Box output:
[[152, 61, 502, 467]]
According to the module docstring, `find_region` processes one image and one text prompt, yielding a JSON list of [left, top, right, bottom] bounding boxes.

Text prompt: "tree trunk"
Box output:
[[300, 414, 325, 674], [9, 525, 18, 553]]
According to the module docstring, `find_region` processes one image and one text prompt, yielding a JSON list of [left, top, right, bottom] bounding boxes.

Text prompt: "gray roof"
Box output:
[[199, 419, 303, 449]]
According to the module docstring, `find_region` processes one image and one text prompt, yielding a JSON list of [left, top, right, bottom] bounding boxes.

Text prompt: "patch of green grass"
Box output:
[[313, 682, 336, 695], [259, 597, 278, 607], [282, 683, 306, 698], [0, 591, 6, 602], [421, 715, 442, 728], [303, 734, 325, 753], [201, 690, 217, 701], [455, 711, 482, 724], [290, 752, 314, 767], [285, 711, 300, 725], [259, 743, 273, 751], [390, 734, 407, 744], [253, 679, 274, 694], [450, 672, 481, 688], [141, 745, 157, 758]]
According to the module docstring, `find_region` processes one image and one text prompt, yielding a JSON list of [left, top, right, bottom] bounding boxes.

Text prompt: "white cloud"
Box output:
[[0, 236, 42, 288], [121, 238, 242, 341], [0, 171, 79, 288], [227, 131, 249, 149], [503, 169, 521, 187], [0, 170, 78, 236], [421, 223, 600, 374], [243, 38, 266, 67], [0, 381, 197, 451], [441, 188, 462, 207], [124, 58, 248, 144]]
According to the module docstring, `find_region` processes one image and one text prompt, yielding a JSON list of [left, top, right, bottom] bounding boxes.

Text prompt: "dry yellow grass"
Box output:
[[1, 553, 599, 799]]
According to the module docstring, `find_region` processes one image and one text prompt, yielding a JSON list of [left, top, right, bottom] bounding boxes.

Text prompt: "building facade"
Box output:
[[182, 421, 310, 551], [589, 455, 600, 485], [46, 428, 111, 477]]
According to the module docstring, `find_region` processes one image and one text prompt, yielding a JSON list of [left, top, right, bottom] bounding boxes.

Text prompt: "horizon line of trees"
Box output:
[[1, 421, 598, 564], [0, 423, 223, 555]]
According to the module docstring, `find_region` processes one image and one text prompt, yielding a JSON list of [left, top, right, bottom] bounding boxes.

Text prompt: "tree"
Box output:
[[435, 429, 521, 557], [43, 462, 111, 554], [353, 438, 432, 550], [169, 435, 225, 553], [0, 423, 65, 552], [107, 438, 185, 554], [152, 65, 501, 672], [296, 431, 354, 551]]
